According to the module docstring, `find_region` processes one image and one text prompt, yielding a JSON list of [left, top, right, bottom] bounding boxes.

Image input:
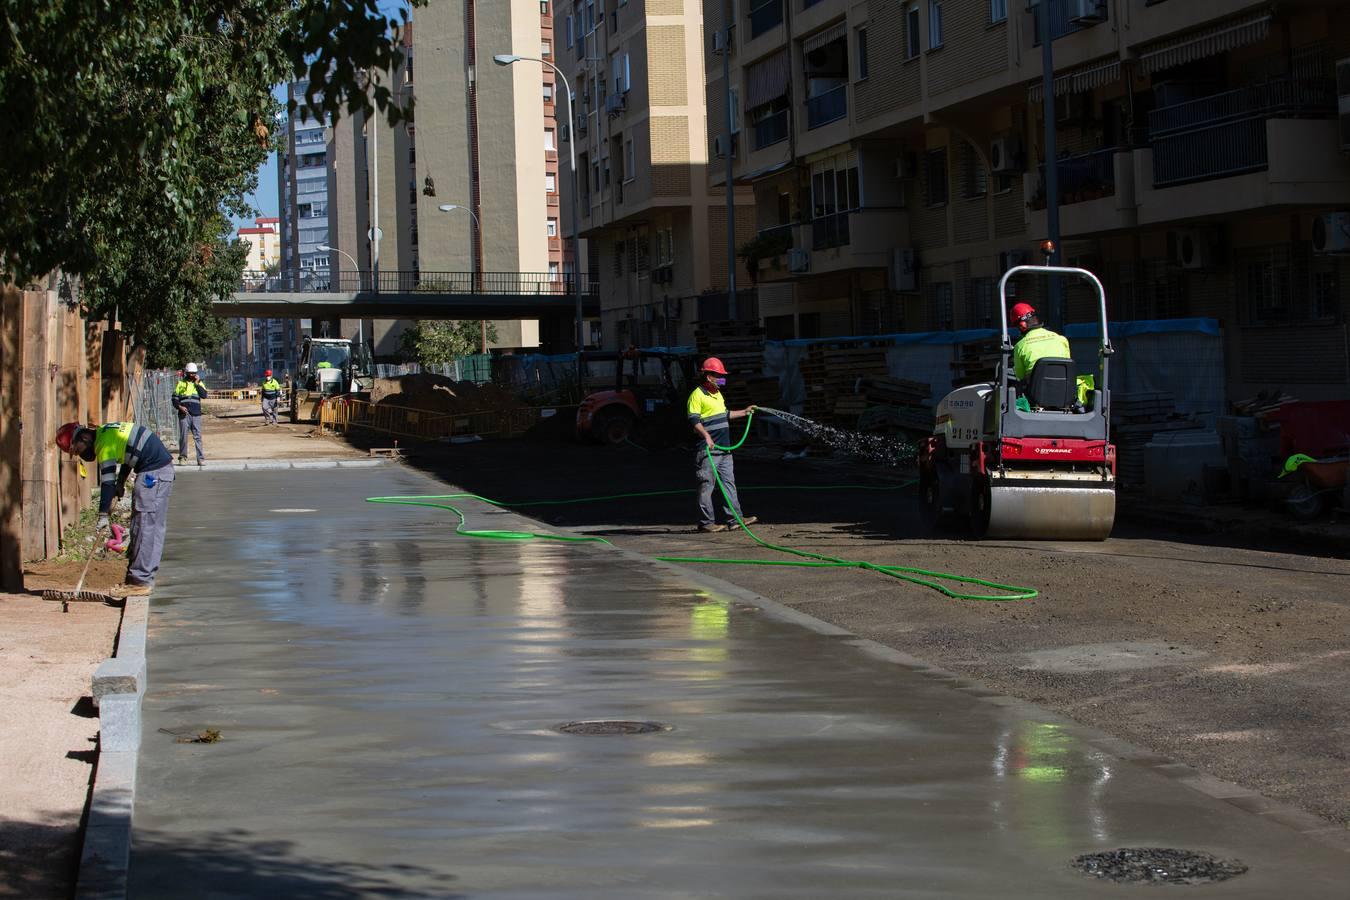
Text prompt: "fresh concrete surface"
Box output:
[[129, 467, 1350, 898]]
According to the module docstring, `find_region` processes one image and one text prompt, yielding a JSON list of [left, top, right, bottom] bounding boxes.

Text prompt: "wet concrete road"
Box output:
[[129, 466, 1350, 898]]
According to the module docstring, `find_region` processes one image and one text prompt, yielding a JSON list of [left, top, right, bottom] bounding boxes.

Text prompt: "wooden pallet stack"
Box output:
[[695, 321, 767, 408], [861, 376, 933, 432], [952, 339, 1003, 387], [798, 345, 890, 425], [1110, 391, 1200, 489]]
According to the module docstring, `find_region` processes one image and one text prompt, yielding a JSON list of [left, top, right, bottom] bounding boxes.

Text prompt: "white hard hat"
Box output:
[[185, 362, 199, 373]]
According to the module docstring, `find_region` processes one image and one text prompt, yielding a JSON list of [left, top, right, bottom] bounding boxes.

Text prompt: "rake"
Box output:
[[42, 532, 119, 609]]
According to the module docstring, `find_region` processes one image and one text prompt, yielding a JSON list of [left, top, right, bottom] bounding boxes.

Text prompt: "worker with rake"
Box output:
[[56, 421, 175, 597], [688, 357, 757, 533]]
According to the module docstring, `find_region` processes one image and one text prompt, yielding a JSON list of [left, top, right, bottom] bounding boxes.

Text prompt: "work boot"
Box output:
[[697, 523, 728, 533], [732, 516, 758, 528], [178, 455, 187, 463], [111, 582, 152, 598]]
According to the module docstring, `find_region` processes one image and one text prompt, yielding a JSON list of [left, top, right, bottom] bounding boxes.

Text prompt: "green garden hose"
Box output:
[[366, 412, 1038, 602]]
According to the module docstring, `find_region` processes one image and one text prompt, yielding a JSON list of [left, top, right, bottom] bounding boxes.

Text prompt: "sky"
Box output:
[[232, 2, 412, 235]]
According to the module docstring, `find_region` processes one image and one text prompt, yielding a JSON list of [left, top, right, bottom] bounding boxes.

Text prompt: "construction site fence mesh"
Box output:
[[130, 369, 179, 441], [318, 397, 576, 444]]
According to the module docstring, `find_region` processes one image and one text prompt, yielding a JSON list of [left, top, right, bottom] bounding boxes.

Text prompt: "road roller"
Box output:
[[919, 265, 1116, 540]]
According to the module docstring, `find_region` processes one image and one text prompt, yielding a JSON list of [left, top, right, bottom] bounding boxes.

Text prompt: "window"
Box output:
[[928, 0, 943, 49], [965, 277, 995, 327], [655, 227, 675, 266], [856, 27, 869, 80], [546, 172, 557, 193], [541, 40, 552, 57], [611, 52, 631, 94], [989, 0, 1007, 23], [592, 161, 600, 193], [728, 86, 740, 133], [960, 142, 987, 199], [549, 262, 561, 280], [929, 282, 954, 330], [624, 139, 635, 182], [547, 218, 558, 237], [566, 15, 574, 47], [905, 3, 921, 59], [544, 83, 553, 102], [925, 148, 948, 206], [545, 128, 556, 151]]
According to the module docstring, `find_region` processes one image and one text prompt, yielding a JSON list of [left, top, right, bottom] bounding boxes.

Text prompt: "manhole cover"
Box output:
[[555, 720, 669, 736], [1072, 848, 1248, 885]]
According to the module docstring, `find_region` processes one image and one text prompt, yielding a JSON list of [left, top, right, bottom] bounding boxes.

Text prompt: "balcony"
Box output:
[[752, 109, 789, 150], [748, 0, 783, 40], [1032, 147, 1116, 208], [805, 84, 847, 130], [811, 211, 851, 250], [1031, 0, 1106, 45], [1148, 77, 1336, 187]]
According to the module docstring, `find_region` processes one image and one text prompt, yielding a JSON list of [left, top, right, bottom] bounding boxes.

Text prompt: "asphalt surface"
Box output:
[[128, 464, 1350, 897]]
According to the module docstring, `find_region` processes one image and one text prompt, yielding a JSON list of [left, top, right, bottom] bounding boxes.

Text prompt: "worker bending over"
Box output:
[[260, 369, 283, 425], [173, 362, 208, 466], [1010, 302, 1071, 382], [56, 422, 175, 596], [687, 357, 757, 533]]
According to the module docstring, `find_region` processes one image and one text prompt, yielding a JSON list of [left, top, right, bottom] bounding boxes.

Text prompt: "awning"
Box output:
[[1136, 12, 1272, 74], [1027, 58, 1121, 104], [746, 50, 790, 109], [735, 159, 793, 184], [802, 21, 846, 56]]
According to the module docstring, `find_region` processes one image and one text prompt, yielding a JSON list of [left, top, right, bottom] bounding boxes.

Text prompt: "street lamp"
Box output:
[[438, 203, 488, 353], [317, 245, 361, 291], [493, 52, 584, 385]]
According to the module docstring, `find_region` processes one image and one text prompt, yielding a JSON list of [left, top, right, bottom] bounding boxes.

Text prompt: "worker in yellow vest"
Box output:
[[172, 362, 208, 466], [687, 357, 758, 533], [260, 369, 283, 425]]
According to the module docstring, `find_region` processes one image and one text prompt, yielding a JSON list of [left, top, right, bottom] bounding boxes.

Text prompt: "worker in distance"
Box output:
[[687, 357, 758, 533]]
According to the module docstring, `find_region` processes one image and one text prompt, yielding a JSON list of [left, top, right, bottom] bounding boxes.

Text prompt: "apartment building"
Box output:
[[717, 0, 1350, 399], [553, 0, 756, 349], [237, 217, 282, 271], [278, 85, 332, 291]]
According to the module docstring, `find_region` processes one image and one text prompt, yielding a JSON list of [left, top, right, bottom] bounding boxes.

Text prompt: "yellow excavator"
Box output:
[[289, 336, 374, 423]]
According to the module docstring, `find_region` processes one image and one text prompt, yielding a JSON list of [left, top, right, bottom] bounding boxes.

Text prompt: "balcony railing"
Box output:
[[1035, 147, 1116, 206], [748, 0, 783, 39], [811, 212, 851, 250], [752, 109, 789, 149], [1148, 77, 1335, 187], [805, 84, 847, 130]]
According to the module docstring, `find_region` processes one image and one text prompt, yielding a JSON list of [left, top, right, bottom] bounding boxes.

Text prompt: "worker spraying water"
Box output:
[[687, 357, 758, 533]]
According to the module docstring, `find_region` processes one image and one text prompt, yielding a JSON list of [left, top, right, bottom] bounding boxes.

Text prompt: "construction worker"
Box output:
[[55, 421, 175, 596], [260, 369, 282, 425], [173, 362, 208, 466], [687, 357, 757, 533], [1010, 302, 1071, 382]]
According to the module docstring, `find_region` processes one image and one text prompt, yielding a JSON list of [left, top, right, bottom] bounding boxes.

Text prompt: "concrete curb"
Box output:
[[75, 596, 150, 900], [489, 502, 1350, 855], [173, 457, 389, 472]]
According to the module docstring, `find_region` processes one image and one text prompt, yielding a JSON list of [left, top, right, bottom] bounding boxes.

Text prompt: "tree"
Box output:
[[399, 321, 498, 366]]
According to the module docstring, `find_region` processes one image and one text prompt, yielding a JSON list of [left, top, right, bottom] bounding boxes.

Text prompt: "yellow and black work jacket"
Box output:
[[93, 422, 171, 512], [173, 378, 208, 416], [261, 377, 282, 399], [687, 385, 730, 452]]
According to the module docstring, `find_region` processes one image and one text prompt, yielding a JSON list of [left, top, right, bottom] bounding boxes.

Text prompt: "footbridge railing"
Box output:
[[238, 270, 599, 297]]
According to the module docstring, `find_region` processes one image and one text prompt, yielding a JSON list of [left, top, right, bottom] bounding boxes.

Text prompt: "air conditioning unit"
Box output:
[[1313, 212, 1350, 254], [1000, 249, 1031, 272], [1172, 228, 1217, 270], [990, 137, 1019, 174], [1067, 0, 1107, 25], [606, 94, 626, 118], [1337, 57, 1350, 153], [889, 247, 917, 292], [714, 133, 738, 159], [788, 248, 810, 273]]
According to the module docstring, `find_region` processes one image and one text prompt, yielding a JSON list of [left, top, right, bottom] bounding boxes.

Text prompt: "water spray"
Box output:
[[752, 407, 918, 467]]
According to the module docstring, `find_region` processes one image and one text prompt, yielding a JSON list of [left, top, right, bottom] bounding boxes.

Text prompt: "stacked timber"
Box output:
[[695, 321, 771, 408], [952, 339, 1002, 387], [1110, 391, 1200, 489], [798, 345, 890, 425]]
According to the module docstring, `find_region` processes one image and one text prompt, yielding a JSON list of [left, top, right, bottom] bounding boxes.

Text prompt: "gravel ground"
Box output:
[[378, 433, 1350, 829]]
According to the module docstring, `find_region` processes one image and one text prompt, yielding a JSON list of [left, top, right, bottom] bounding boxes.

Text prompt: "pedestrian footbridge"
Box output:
[[217, 270, 600, 319]]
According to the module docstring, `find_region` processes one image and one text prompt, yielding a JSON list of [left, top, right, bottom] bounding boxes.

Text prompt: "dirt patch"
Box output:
[[25, 557, 127, 594], [371, 374, 527, 416], [0, 592, 121, 899]]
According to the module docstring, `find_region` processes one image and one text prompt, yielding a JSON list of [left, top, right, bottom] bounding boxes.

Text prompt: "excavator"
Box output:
[[920, 265, 1117, 540], [289, 335, 374, 424]]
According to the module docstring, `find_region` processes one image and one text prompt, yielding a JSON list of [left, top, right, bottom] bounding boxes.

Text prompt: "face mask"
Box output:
[[714, 378, 727, 387]]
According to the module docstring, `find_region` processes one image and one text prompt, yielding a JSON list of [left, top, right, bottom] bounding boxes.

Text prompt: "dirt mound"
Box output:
[[372, 374, 527, 416]]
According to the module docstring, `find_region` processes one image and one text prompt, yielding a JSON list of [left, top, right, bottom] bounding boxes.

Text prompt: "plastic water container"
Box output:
[[1145, 430, 1225, 502]]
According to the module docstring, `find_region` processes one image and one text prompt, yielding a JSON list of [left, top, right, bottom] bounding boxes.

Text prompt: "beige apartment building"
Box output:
[[712, 0, 1350, 399], [553, 0, 756, 349]]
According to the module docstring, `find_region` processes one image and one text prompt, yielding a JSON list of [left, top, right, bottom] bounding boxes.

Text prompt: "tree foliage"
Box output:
[[399, 321, 498, 366], [0, 0, 421, 353]]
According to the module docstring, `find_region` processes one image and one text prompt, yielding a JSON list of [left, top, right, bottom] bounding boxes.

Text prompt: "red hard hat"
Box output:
[[55, 422, 86, 454], [265, 369, 273, 377], [1010, 302, 1036, 326], [701, 357, 728, 376]]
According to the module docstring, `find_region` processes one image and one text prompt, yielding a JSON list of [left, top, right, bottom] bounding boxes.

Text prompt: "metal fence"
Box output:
[[131, 370, 179, 441], [237, 270, 600, 296]]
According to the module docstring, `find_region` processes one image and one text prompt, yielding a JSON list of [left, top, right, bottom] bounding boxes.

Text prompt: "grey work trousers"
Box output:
[[178, 413, 204, 462], [696, 449, 743, 526], [261, 397, 279, 424], [127, 465, 175, 586]]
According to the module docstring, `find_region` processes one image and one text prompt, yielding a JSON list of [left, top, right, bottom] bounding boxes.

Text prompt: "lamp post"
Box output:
[[438, 203, 488, 354], [317, 245, 361, 291], [1039, 0, 1063, 329], [493, 53, 584, 384]]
